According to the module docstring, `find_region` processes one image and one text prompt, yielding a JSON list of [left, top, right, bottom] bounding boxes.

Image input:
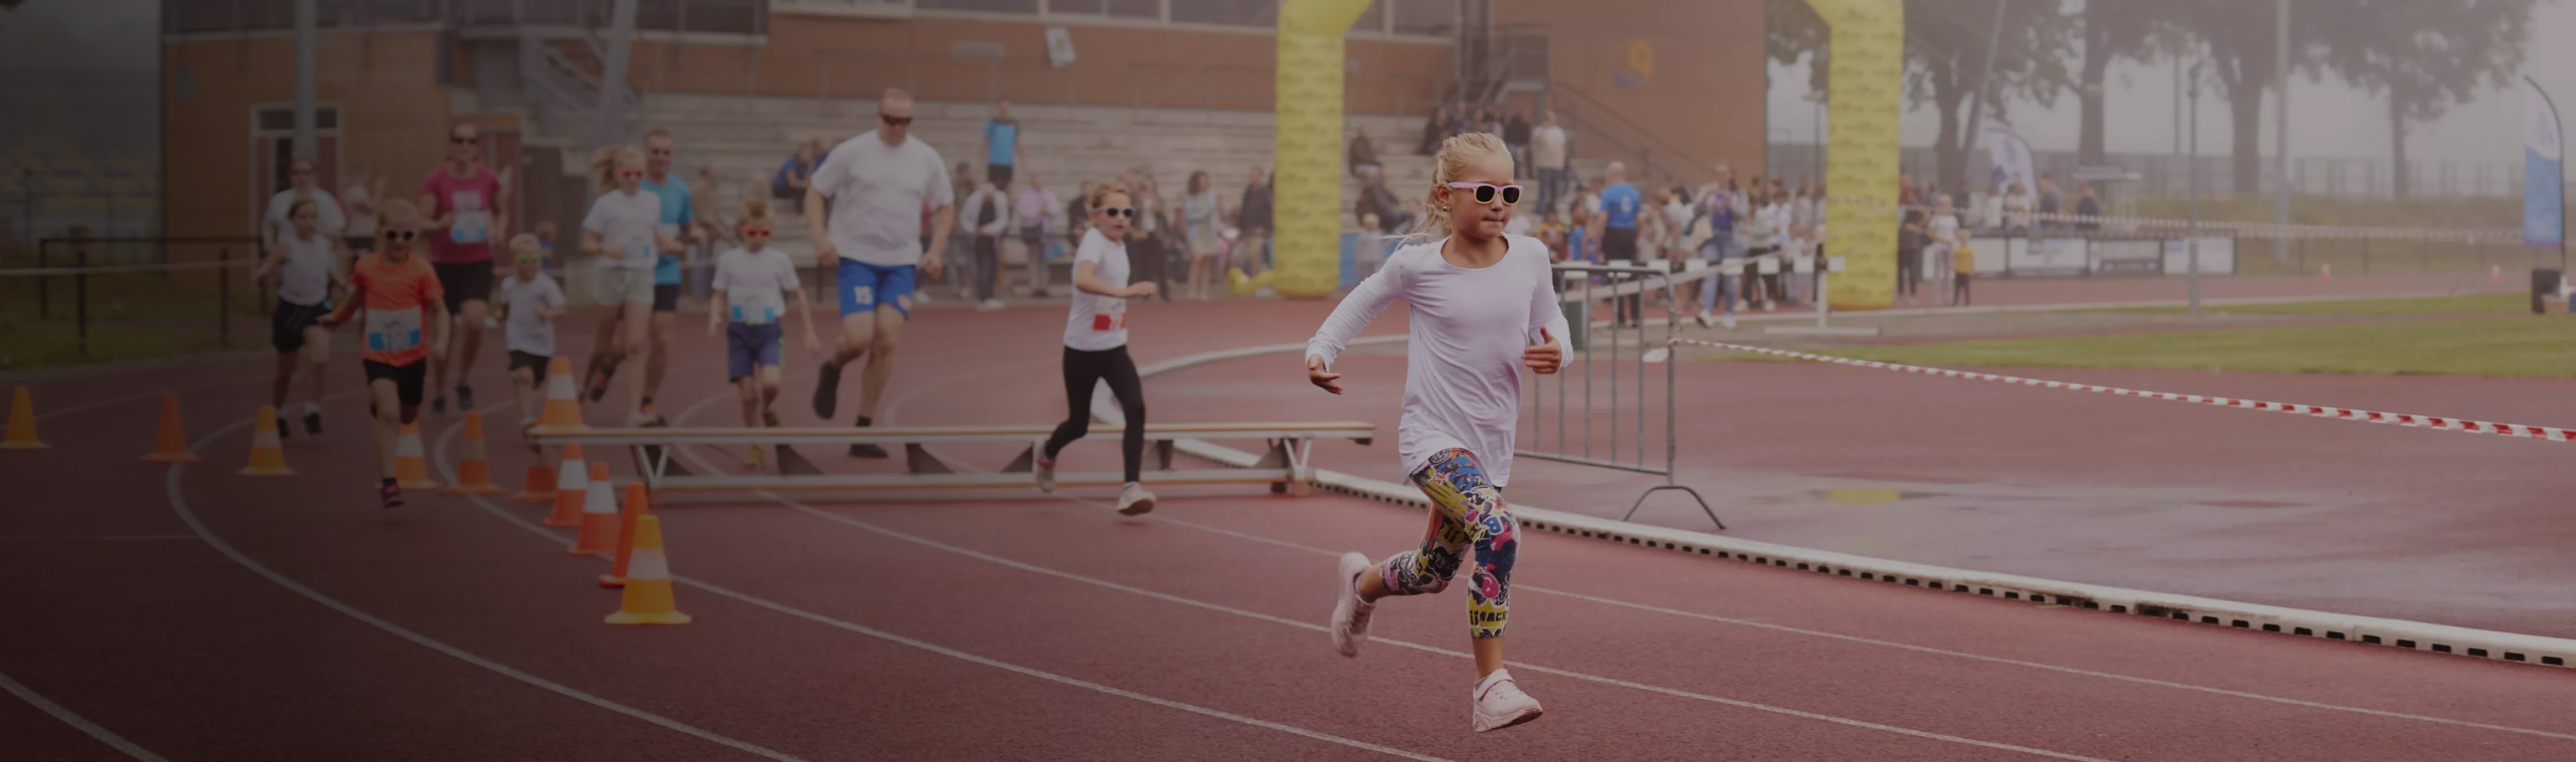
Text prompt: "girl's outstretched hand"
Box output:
[[1306, 355, 1343, 395]]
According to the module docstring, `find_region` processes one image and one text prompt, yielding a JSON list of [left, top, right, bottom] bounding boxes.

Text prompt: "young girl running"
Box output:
[[706, 199, 821, 470], [1305, 132, 1567, 733], [580, 144, 685, 427], [495, 234, 566, 441], [254, 198, 348, 440], [1034, 182, 1159, 514], [321, 199, 449, 508]]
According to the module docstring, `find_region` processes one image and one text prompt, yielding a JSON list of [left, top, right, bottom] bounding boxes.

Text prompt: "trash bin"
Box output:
[[1560, 300, 1589, 352], [2533, 269, 2560, 315]]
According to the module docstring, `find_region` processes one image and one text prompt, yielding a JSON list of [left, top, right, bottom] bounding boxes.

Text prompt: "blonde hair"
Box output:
[[589, 144, 645, 192], [379, 198, 424, 231], [286, 197, 318, 220], [507, 233, 545, 262], [1086, 182, 1131, 210], [1417, 132, 1510, 241], [738, 197, 772, 225]]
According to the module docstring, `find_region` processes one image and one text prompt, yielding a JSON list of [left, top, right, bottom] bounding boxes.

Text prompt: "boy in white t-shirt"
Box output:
[[707, 199, 821, 470], [494, 234, 567, 438], [251, 197, 349, 441]]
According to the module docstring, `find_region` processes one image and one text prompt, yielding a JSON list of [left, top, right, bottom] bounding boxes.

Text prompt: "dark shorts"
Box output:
[[653, 284, 682, 313], [271, 299, 332, 353], [725, 321, 784, 381], [509, 350, 551, 382], [987, 163, 1014, 187], [432, 260, 495, 314], [363, 359, 429, 407], [1602, 227, 1640, 262]]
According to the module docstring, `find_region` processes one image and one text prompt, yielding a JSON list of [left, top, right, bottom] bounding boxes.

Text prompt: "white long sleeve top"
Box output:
[[1303, 234, 1572, 487]]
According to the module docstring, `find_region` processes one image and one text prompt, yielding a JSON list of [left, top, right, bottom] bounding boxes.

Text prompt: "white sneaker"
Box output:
[[1035, 455, 1057, 493], [1330, 551, 1375, 657], [1115, 483, 1156, 516], [1470, 669, 1545, 732], [977, 298, 1005, 311]]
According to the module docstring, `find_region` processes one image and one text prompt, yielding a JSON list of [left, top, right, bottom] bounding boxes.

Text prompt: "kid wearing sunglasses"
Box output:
[[1033, 183, 1159, 516], [495, 234, 566, 441], [321, 198, 449, 508], [707, 199, 821, 470], [1303, 132, 1566, 732]]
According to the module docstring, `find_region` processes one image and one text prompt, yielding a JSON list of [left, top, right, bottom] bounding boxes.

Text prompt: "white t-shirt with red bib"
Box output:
[[1064, 228, 1130, 351]]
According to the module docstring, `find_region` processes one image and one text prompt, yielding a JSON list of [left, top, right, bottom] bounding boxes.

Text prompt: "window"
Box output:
[[1170, 0, 1276, 28], [1391, 0, 1458, 36], [917, 0, 1038, 12], [1050, 0, 1159, 18], [256, 106, 341, 132]]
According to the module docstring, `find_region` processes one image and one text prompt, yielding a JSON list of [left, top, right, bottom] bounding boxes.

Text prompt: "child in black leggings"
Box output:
[[1037, 182, 1160, 514]]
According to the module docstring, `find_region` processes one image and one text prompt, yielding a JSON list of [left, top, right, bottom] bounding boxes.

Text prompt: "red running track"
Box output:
[[4, 283, 2573, 760]]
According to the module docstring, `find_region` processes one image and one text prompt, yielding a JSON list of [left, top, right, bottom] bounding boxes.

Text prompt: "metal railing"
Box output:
[[1518, 262, 1720, 528], [7, 237, 268, 362], [1547, 81, 1721, 187]]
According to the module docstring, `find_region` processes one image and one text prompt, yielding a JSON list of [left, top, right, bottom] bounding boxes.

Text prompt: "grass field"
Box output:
[[2099, 292, 2531, 316], [1820, 314, 2576, 377]]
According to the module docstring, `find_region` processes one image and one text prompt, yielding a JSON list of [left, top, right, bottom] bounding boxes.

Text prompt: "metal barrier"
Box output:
[[533, 422, 1377, 494], [5, 236, 267, 362], [1519, 262, 1720, 528]]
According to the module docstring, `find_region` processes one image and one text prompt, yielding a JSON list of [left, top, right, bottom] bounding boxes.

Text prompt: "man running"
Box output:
[[810, 89, 951, 458], [636, 129, 696, 423], [420, 122, 510, 417]]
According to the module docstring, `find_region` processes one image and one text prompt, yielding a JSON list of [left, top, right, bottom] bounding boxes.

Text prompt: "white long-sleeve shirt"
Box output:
[[958, 188, 1013, 237], [1304, 234, 1571, 487]]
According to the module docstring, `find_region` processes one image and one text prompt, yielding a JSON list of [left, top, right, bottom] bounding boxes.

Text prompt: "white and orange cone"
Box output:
[[545, 444, 589, 527], [568, 465, 622, 556], [600, 481, 651, 587], [394, 420, 440, 489], [509, 461, 557, 504], [237, 406, 295, 476], [605, 515, 691, 625], [441, 412, 505, 494], [531, 357, 586, 433]]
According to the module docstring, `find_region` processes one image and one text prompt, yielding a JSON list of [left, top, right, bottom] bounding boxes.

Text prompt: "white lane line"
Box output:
[[0, 535, 201, 542], [438, 401, 1464, 762], [0, 667, 173, 762], [170, 408, 810, 762], [1142, 512, 2576, 743]]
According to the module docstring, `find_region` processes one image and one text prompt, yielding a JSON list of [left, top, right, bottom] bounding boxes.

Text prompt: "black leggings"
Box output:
[[1044, 345, 1147, 484]]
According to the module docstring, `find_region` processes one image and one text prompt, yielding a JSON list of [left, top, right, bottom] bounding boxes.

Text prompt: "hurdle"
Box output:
[[1524, 262, 1721, 528], [531, 422, 1375, 495]]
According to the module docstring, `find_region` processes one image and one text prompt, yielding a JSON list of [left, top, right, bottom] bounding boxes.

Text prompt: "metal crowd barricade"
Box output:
[[1519, 262, 1722, 529]]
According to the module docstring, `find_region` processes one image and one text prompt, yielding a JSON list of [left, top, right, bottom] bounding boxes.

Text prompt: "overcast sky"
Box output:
[[1768, 0, 2576, 170]]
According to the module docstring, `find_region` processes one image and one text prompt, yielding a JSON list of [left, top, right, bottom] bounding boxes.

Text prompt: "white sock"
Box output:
[[1123, 481, 1141, 491]]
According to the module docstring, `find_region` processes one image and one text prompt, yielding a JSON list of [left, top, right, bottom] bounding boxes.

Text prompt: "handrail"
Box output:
[[1548, 80, 1721, 183]]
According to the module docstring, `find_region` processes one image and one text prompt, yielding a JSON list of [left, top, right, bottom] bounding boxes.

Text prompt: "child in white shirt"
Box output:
[[706, 199, 820, 470], [494, 234, 567, 437]]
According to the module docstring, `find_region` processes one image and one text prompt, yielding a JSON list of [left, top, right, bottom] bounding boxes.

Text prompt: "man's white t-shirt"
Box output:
[[342, 184, 377, 237], [276, 232, 336, 307], [1065, 228, 1131, 351], [498, 273, 565, 356], [266, 188, 347, 239], [810, 130, 953, 267], [1304, 234, 1572, 487], [583, 188, 664, 270], [1531, 124, 1568, 170], [713, 246, 802, 324]]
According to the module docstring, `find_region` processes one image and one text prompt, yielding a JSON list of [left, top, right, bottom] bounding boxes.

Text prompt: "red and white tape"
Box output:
[[1670, 337, 2576, 444]]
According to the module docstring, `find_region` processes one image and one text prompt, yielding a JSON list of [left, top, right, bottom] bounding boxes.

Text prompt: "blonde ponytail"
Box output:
[[589, 144, 644, 192], [1414, 132, 1510, 243], [738, 196, 772, 225]]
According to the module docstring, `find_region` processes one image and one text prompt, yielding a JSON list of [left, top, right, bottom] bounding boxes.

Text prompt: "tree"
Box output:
[[2167, 0, 2340, 196], [1903, 0, 2077, 195], [2074, 1, 2172, 166], [1768, 0, 1831, 95], [2313, 0, 2534, 199]]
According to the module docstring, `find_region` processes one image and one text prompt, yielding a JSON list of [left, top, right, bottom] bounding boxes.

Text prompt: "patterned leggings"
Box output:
[[1378, 448, 1520, 639]]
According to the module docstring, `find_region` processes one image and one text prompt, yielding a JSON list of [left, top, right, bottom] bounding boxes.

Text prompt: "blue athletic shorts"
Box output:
[[725, 321, 783, 381], [837, 258, 914, 318]]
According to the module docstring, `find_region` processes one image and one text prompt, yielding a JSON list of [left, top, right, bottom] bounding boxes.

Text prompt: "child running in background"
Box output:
[[580, 144, 685, 427], [1304, 132, 1568, 733], [321, 198, 449, 508], [495, 234, 566, 441], [254, 197, 348, 441], [1034, 182, 1159, 514], [707, 199, 821, 470]]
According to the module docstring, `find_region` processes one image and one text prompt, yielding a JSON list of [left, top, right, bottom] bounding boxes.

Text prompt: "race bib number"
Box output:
[[1091, 298, 1127, 332], [730, 304, 781, 324], [451, 211, 490, 244], [851, 285, 876, 307], [366, 307, 423, 352], [624, 243, 656, 267]]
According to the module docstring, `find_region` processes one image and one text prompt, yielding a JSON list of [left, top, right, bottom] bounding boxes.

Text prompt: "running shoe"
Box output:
[[743, 446, 766, 471], [977, 298, 1005, 311], [813, 362, 842, 420], [762, 409, 782, 428], [380, 481, 404, 509], [625, 411, 658, 428], [454, 382, 475, 412], [1114, 483, 1156, 516], [429, 393, 448, 417], [304, 410, 323, 437], [1470, 669, 1544, 732], [1035, 455, 1057, 493], [1330, 551, 1376, 658], [586, 367, 614, 403], [848, 415, 888, 458]]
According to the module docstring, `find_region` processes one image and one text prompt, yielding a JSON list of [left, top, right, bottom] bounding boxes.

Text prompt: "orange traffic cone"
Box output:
[[237, 406, 295, 476], [2, 385, 46, 449], [141, 393, 201, 463], [440, 412, 506, 494], [605, 515, 691, 625], [509, 462, 557, 504], [531, 357, 586, 433], [600, 481, 651, 587], [546, 445, 589, 527], [394, 420, 440, 489], [2493, 263, 2503, 281], [569, 465, 623, 556], [2321, 262, 2333, 279]]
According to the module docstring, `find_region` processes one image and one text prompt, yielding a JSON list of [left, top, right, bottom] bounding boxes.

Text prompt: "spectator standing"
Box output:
[[981, 99, 1022, 188], [2036, 176, 2062, 229], [942, 161, 976, 299], [1359, 171, 1412, 234], [1181, 170, 1223, 301], [1420, 107, 1449, 155], [1598, 162, 1644, 326], [1016, 175, 1062, 298], [1531, 111, 1569, 216], [690, 164, 731, 301], [342, 166, 382, 257], [1503, 111, 1533, 179], [2001, 182, 2034, 232], [959, 181, 1013, 310], [1128, 173, 1175, 301], [1349, 127, 1381, 179], [1896, 210, 1927, 307], [2074, 183, 2104, 231], [1924, 194, 1963, 292], [1236, 167, 1274, 277], [1068, 180, 1095, 252]]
